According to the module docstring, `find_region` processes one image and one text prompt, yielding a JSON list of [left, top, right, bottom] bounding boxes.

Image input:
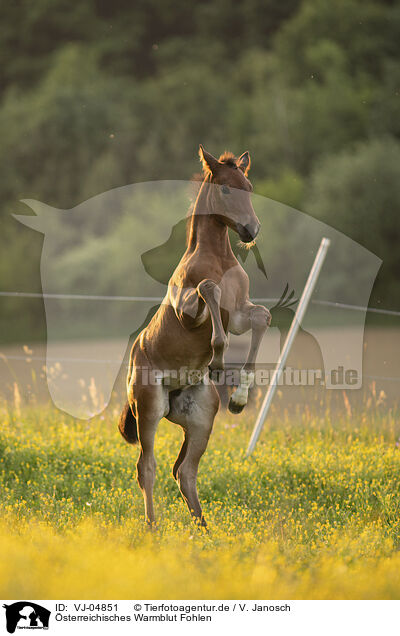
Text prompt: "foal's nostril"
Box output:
[[237, 222, 259, 243], [237, 224, 252, 242]]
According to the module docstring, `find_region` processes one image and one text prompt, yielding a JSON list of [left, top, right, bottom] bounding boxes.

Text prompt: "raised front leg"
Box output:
[[229, 302, 271, 414], [168, 279, 228, 370], [197, 279, 228, 371]]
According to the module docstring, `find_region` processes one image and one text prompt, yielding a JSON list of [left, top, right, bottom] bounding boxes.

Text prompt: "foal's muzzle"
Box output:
[[237, 221, 260, 243]]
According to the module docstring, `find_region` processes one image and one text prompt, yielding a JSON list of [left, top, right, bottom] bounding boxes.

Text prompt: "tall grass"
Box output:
[[0, 393, 399, 599]]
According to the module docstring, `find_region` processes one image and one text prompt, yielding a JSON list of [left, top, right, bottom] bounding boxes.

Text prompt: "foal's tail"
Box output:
[[118, 401, 139, 445]]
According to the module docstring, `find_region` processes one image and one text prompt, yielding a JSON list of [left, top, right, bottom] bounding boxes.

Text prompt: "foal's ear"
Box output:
[[199, 145, 220, 175], [237, 151, 251, 176]]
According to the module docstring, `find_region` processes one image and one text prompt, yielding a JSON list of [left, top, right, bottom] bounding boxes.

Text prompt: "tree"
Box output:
[[305, 137, 400, 306]]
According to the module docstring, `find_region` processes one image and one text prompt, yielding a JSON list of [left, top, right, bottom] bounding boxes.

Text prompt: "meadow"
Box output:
[[0, 390, 399, 600]]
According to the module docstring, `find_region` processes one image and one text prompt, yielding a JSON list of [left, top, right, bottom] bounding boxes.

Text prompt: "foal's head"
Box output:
[[198, 145, 260, 244]]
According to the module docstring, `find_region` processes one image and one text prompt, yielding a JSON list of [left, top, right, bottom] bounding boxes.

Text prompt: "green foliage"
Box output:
[[305, 137, 400, 305], [0, 44, 126, 209], [0, 0, 399, 343], [256, 169, 305, 209], [275, 0, 399, 83]]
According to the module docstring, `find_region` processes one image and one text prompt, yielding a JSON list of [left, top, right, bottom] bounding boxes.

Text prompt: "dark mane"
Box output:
[[218, 151, 237, 167]]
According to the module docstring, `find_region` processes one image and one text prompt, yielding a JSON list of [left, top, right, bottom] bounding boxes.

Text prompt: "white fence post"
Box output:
[[246, 237, 331, 457]]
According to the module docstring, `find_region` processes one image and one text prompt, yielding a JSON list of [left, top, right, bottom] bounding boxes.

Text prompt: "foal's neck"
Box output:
[[186, 179, 234, 258]]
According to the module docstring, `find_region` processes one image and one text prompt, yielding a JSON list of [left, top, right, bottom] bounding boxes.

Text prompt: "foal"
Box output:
[[119, 146, 271, 527]]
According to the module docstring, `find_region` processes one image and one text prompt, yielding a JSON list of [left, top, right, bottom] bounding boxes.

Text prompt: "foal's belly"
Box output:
[[161, 366, 210, 391]]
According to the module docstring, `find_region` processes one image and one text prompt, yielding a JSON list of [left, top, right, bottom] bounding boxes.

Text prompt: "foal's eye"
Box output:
[[221, 185, 230, 195]]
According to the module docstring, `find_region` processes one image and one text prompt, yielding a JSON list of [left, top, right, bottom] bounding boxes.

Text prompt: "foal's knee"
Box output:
[[197, 278, 221, 302], [252, 305, 271, 330]]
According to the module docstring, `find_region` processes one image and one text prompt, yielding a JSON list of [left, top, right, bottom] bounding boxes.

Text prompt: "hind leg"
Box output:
[[167, 381, 219, 526], [133, 384, 169, 526], [172, 435, 188, 481]]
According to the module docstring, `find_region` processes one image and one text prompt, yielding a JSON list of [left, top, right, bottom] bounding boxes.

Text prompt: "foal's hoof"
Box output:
[[146, 520, 158, 532], [193, 517, 209, 534], [228, 398, 245, 414]]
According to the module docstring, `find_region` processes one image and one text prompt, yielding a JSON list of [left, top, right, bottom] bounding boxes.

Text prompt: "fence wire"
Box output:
[[1, 290, 399, 383]]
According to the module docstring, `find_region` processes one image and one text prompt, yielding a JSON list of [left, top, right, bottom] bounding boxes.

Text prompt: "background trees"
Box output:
[[0, 0, 399, 341]]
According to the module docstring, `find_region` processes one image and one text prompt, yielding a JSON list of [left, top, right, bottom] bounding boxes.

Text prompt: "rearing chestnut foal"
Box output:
[[119, 146, 271, 527]]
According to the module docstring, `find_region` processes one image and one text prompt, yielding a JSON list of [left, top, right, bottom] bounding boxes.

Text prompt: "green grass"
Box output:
[[0, 398, 399, 598]]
